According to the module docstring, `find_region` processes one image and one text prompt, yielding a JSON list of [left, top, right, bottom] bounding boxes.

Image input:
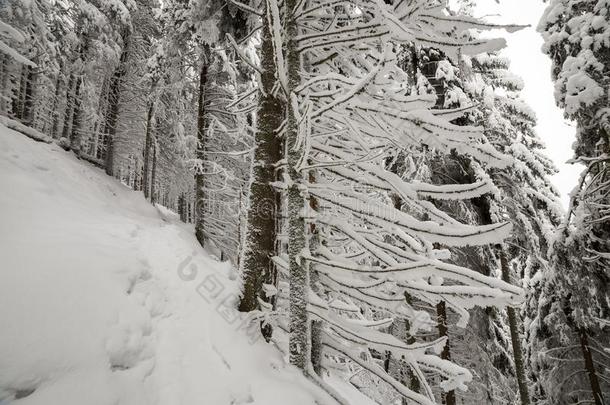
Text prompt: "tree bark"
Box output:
[[437, 301, 456, 405], [311, 318, 323, 375], [238, 11, 282, 342], [22, 64, 35, 125], [578, 327, 605, 405], [178, 194, 186, 221], [13, 64, 27, 120], [499, 248, 531, 405], [142, 102, 154, 200], [285, 0, 309, 370], [308, 167, 323, 375], [0, 55, 9, 115], [150, 137, 157, 204], [69, 76, 83, 153], [403, 295, 420, 398]]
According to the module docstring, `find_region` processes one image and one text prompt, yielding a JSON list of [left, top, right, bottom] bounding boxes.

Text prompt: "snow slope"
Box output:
[[0, 126, 323, 405]]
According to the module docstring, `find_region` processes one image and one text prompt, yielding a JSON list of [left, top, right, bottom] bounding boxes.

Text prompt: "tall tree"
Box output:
[[256, 1, 531, 403], [533, 1, 610, 403], [160, 0, 250, 250], [238, 3, 283, 338], [465, 51, 565, 405]]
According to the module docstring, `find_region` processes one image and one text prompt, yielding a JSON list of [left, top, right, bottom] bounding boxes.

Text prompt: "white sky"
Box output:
[[473, 0, 582, 209]]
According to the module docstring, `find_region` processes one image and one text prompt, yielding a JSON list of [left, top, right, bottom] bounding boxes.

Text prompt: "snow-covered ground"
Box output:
[[0, 126, 326, 405]]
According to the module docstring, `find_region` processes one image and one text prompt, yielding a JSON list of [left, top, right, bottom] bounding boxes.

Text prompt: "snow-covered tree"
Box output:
[[0, 0, 52, 124], [533, 1, 610, 404], [465, 52, 566, 405], [154, 0, 254, 258], [241, 0, 533, 402], [238, 0, 284, 341], [390, 44, 559, 405]]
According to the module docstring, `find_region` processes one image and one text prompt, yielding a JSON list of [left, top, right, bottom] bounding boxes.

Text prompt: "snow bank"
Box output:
[[0, 126, 323, 405], [0, 116, 51, 143]]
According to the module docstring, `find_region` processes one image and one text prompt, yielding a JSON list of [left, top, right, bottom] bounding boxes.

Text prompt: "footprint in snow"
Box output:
[[130, 225, 143, 238], [230, 389, 254, 404], [105, 310, 154, 372]]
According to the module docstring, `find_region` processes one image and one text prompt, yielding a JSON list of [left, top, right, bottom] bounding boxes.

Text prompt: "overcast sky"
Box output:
[[472, 0, 582, 209]]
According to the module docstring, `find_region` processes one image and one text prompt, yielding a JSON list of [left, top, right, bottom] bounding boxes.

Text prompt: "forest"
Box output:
[[0, 0, 608, 404]]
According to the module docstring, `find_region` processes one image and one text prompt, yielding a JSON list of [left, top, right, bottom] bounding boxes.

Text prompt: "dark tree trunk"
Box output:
[[403, 295, 420, 397], [579, 327, 605, 405], [437, 301, 456, 405], [194, 46, 211, 247], [22, 65, 35, 125], [104, 42, 129, 176], [238, 17, 282, 335], [69, 76, 83, 153], [310, 319, 323, 375], [97, 77, 109, 125], [421, 50, 445, 108], [178, 194, 186, 221], [134, 162, 141, 191], [0, 55, 9, 115], [89, 122, 98, 156], [285, 0, 308, 369], [499, 249, 531, 405], [308, 168, 323, 373], [13, 65, 27, 120], [142, 102, 154, 199], [62, 74, 76, 140], [150, 138, 157, 205], [51, 73, 63, 138]]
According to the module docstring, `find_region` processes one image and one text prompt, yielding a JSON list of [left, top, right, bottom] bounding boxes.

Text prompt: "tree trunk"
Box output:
[[578, 327, 605, 405], [179, 194, 186, 221], [51, 73, 63, 138], [238, 12, 283, 341], [13, 65, 27, 120], [194, 47, 211, 247], [285, 0, 309, 370], [499, 249, 531, 405], [308, 168, 323, 375], [403, 295, 420, 397], [0, 55, 10, 115], [311, 318, 323, 375], [142, 102, 154, 199], [62, 74, 76, 140], [22, 64, 35, 125], [69, 76, 83, 153], [437, 301, 456, 405], [97, 76, 109, 124], [421, 51, 445, 108], [134, 161, 141, 191], [150, 138, 157, 205], [104, 41, 129, 176]]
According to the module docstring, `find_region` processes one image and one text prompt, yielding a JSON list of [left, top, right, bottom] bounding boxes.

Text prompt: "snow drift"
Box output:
[[0, 126, 325, 405]]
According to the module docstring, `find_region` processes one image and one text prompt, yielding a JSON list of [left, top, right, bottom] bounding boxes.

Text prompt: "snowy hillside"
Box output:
[[0, 126, 323, 405]]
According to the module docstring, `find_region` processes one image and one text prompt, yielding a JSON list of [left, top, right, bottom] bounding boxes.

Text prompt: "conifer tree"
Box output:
[[245, 1, 531, 403], [238, 2, 284, 336], [534, 1, 610, 403]]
